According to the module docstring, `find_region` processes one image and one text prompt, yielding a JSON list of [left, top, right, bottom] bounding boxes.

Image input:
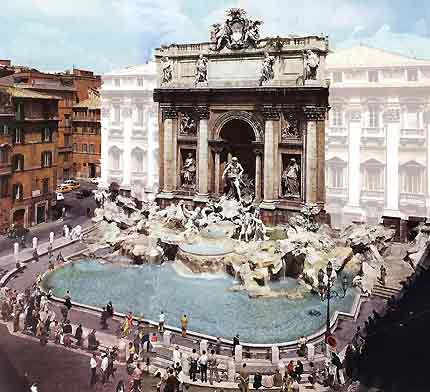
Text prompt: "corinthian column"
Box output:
[[196, 105, 210, 198], [213, 146, 223, 196], [261, 106, 280, 207], [161, 107, 177, 194]]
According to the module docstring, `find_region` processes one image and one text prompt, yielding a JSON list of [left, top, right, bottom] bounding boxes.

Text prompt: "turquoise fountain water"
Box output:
[[43, 259, 358, 344]]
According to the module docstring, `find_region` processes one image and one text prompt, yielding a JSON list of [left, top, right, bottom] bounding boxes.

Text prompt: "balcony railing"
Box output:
[[326, 187, 348, 201], [400, 128, 426, 143], [327, 126, 347, 137], [57, 145, 73, 153], [399, 192, 426, 207], [361, 189, 384, 201], [361, 127, 385, 139], [0, 163, 12, 176]]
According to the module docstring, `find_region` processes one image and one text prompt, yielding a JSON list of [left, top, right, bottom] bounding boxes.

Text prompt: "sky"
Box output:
[[1, 0, 429, 74]]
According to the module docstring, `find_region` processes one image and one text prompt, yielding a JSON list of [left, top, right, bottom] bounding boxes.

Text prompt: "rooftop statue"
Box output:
[[210, 8, 263, 51]]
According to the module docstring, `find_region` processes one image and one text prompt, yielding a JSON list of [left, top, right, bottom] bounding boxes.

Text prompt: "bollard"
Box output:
[[227, 358, 236, 382], [278, 361, 286, 378], [49, 231, 54, 244], [117, 339, 127, 361], [163, 330, 172, 347], [306, 343, 315, 361], [200, 339, 208, 354], [19, 312, 25, 331], [181, 352, 190, 376], [14, 242, 19, 256], [271, 345, 279, 365], [234, 344, 242, 363], [32, 237, 38, 249]]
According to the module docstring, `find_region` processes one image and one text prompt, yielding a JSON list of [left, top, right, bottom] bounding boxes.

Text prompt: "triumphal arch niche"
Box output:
[[154, 8, 329, 224]]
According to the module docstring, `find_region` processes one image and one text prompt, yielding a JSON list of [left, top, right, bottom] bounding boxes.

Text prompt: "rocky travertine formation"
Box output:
[[404, 223, 430, 269]]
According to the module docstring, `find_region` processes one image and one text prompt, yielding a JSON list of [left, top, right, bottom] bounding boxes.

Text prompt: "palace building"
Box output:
[[153, 8, 330, 224], [325, 46, 430, 229]]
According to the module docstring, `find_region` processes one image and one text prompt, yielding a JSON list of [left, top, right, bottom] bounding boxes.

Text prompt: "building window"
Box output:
[[362, 167, 384, 191], [407, 69, 418, 81], [0, 147, 9, 163], [113, 106, 120, 122], [13, 128, 23, 144], [406, 110, 419, 129], [327, 166, 345, 188], [41, 151, 52, 168], [331, 110, 343, 126], [2, 124, 8, 135], [368, 70, 379, 82], [368, 107, 379, 127], [43, 127, 52, 142], [64, 114, 71, 127], [82, 144, 88, 153], [114, 78, 120, 87], [137, 106, 144, 125], [12, 154, 24, 171], [12, 183, 23, 201], [109, 146, 122, 170], [42, 178, 49, 194], [64, 135, 72, 147], [0, 177, 8, 198], [73, 143, 77, 152], [89, 144, 95, 154], [333, 72, 342, 83], [137, 78, 144, 87], [15, 103, 24, 120], [400, 163, 424, 193]]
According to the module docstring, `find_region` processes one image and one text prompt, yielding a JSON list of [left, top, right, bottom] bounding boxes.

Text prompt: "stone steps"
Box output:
[[373, 284, 400, 299]]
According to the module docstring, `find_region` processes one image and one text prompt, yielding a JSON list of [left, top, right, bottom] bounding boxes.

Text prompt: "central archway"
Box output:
[[219, 119, 256, 185]]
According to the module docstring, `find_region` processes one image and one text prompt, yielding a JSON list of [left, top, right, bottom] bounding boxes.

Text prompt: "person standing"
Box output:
[[173, 345, 181, 369], [180, 314, 187, 337], [239, 363, 249, 392], [189, 348, 198, 382], [208, 349, 219, 385], [101, 352, 109, 385], [107, 301, 114, 318], [165, 368, 177, 392], [159, 311, 165, 334], [90, 353, 97, 388], [215, 337, 221, 355], [75, 324, 83, 347], [233, 334, 240, 357], [198, 350, 208, 383], [131, 362, 143, 391]]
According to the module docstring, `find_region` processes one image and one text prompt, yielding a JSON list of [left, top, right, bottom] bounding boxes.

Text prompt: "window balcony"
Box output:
[[326, 126, 348, 145], [361, 189, 384, 202], [326, 187, 348, 202], [361, 127, 385, 144], [399, 192, 426, 208], [400, 128, 426, 145], [0, 162, 12, 176]]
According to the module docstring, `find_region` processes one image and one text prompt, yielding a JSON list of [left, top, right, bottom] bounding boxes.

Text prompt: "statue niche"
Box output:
[[281, 155, 301, 199], [180, 150, 196, 188]]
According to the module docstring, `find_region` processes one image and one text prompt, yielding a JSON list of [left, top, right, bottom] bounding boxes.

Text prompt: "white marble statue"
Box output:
[[304, 49, 319, 80], [161, 56, 173, 85], [222, 156, 244, 201], [195, 55, 208, 85]]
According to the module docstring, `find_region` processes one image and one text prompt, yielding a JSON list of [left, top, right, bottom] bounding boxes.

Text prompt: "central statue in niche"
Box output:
[[222, 156, 244, 201]]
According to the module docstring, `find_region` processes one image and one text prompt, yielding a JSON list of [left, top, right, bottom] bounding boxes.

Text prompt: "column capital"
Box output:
[[303, 106, 327, 121], [383, 108, 400, 123], [260, 105, 280, 120], [161, 106, 178, 121], [212, 145, 224, 154], [253, 148, 264, 156], [195, 105, 210, 119]]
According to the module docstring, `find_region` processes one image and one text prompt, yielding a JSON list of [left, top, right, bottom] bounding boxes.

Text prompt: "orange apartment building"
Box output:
[[0, 67, 101, 183], [72, 88, 101, 178], [0, 84, 59, 232]]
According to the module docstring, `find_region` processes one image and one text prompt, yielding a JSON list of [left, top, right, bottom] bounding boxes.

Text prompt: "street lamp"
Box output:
[[318, 260, 349, 339]]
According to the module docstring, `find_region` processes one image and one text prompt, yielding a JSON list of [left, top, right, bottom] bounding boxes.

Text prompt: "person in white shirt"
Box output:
[[198, 350, 208, 383], [177, 366, 185, 392], [173, 345, 182, 369], [90, 353, 97, 387], [159, 311, 165, 333], [101, 353, 109, 385]]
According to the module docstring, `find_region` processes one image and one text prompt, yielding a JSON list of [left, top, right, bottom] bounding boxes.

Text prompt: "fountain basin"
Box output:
[[42, 259, 359, 344]]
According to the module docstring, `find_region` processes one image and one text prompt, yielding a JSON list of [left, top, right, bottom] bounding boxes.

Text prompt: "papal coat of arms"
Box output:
[[210, 8, 262, 51]]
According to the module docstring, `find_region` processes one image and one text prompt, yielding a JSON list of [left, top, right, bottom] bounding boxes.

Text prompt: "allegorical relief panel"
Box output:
[[281, 154, 301, 199], [179, 113, 197, 137], [281, 113, 303, 142]]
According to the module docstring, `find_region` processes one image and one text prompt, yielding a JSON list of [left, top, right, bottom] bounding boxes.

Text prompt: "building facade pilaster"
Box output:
[[161, 107, 177, 194], [196, 105, 210, 197]]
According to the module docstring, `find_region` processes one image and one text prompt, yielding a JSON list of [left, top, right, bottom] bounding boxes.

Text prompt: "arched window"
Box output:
[[108, 146, 122, 170], [12, 154, 24, 171], [12, 183, 23, 201], [41, 151, 52, 168], [361, 159, 385, 191], [131, 147, 144, 173]]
